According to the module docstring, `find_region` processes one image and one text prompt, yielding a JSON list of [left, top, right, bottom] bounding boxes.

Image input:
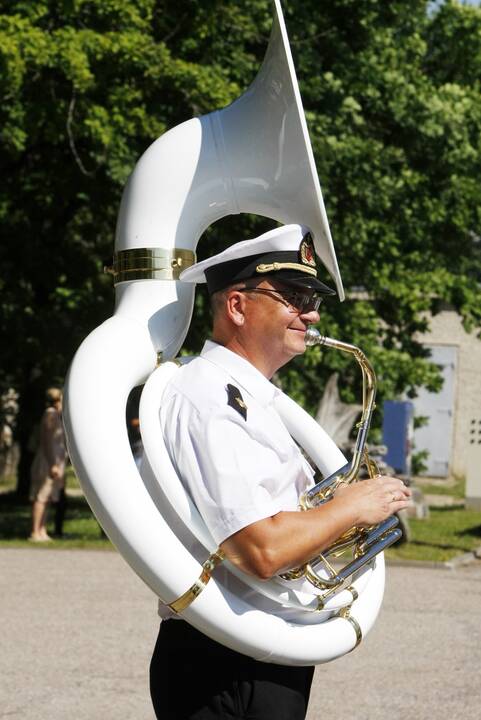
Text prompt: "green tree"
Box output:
[[0, 0, 260, 494], [276, 0, 481, 407], [1, 0, 480, 494]]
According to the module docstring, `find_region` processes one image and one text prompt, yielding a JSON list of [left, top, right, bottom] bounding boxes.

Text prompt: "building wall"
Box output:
[[417, 309, 481, 477]]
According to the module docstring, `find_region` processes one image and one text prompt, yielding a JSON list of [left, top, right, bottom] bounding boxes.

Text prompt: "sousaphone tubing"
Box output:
[[63, 0, 387, 665]]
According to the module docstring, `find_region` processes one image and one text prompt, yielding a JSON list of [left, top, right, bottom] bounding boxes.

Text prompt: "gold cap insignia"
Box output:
[[299, 233, 316, 268]]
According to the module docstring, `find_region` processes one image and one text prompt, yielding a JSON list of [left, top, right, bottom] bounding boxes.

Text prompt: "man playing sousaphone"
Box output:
[[150, 223, 411, 720]]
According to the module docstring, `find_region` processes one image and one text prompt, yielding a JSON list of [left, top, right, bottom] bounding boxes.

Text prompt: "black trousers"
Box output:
[[150, 620, 314, 720]]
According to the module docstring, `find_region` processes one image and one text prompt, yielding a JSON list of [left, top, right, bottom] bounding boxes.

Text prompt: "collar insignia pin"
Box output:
[[226, 384, 247, 421]]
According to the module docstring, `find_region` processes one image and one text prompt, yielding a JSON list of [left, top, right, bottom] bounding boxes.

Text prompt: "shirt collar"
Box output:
[[200, 340, 278, 407]]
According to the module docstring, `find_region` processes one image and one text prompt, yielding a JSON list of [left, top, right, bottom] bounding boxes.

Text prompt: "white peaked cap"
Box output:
[[180, 224, 336, 295]]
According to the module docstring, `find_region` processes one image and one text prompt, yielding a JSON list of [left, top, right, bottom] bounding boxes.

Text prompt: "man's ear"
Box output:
[[226, 291, 246, 326]]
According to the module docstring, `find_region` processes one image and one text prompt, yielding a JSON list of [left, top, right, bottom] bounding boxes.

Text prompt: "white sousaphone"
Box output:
[[63, 0, 388, 665]]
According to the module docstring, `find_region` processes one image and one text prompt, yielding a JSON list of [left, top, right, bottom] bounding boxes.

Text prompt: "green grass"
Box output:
[[414, 474, 466, 499], [386, 505, 481, 562], [65, 465, 82, 492], [0, 474, 16, 493], [0, 491, 112, 550], [2, 472, 480, 563], [383, 475, 481, 563], [0, 466, 112, 549]]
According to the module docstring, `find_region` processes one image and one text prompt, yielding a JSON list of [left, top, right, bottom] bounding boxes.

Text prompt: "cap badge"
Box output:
[[299, 233, 316, 268]]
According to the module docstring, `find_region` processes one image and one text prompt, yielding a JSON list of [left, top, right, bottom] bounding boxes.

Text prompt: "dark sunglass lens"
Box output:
[[287, 292, 302, 307], [291, 293, 322, 311]]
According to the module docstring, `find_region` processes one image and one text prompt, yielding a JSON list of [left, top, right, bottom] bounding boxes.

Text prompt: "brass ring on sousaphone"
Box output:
[[63, 0, 390, 665]]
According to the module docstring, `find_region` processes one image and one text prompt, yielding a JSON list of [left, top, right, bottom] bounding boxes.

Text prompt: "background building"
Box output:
[[414, 306, 481, 479]]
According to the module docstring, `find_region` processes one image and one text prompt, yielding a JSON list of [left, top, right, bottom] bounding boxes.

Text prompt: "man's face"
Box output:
[[240, 278, 321, 374]]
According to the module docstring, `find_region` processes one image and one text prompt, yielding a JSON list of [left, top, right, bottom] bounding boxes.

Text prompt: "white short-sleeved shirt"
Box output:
[[157, 340, 318, 621], [160, 340, 314, 545]]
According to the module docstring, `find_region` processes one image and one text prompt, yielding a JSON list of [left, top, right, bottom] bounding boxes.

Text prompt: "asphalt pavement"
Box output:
[[1, 548, 480, 720]]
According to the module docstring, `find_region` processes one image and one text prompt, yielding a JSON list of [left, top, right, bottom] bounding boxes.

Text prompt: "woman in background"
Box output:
[[29, 387, 67, 542]]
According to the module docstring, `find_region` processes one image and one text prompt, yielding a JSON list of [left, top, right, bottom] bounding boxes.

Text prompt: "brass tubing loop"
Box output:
[[280, 328, 401, 620]]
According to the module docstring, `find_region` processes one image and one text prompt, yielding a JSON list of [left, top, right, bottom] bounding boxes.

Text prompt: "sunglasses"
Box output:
[[239, 287, 323, 313]]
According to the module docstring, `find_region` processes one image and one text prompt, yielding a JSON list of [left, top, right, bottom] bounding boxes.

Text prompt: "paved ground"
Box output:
[[1, 549, 480, 720]]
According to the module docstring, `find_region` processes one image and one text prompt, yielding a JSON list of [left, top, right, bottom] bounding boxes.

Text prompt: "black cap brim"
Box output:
[[268, 270, 336, 296]]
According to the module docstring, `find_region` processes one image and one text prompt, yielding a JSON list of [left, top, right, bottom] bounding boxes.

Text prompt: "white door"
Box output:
[[412, 345, 457, 477]]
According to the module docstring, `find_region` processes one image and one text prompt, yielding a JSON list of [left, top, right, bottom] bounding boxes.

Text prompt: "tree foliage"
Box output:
[[1, 0, 480, 490]]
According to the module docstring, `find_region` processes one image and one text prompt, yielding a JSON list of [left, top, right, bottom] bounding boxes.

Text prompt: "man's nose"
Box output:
[[299, 308, 320, 323]]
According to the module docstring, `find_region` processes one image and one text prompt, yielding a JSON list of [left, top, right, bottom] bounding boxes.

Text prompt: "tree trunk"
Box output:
[[15, 379, 44, 499]]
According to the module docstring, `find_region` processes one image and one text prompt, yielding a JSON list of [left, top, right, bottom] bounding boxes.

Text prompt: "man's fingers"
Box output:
[[376, 476, 411, 497], [386, 489, 411, 504], [390, 499, 411, 511], [386, 487, 411, 501]]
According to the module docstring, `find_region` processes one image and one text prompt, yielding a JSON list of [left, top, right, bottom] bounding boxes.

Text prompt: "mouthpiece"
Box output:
[[305, 328, 322, 346]]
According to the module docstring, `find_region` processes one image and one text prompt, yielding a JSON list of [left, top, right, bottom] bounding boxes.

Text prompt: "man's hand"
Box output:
[[221, 475, 411, 580], [50, 464, 61, 480], [334, 475, 411, 527]]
